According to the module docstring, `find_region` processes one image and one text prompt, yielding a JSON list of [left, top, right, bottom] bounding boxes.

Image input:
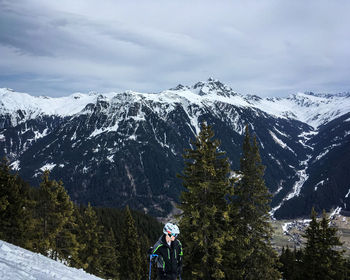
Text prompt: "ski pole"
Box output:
[[148, 255, 152, 280], [149, 254, 158, 280]]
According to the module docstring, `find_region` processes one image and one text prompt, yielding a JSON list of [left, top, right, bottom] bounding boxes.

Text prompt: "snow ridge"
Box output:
[[2, 80, 349, 129]]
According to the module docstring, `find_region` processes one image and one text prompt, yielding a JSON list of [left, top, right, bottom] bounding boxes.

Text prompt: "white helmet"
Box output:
[[163, 222, 180, 237]]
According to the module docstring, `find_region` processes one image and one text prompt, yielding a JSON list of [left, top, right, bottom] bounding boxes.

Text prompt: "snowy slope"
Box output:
[[0, 240, 102, 280], [1, 80, 349, 129], [0, 88, 101, 117], [251, 92, 350, 128]]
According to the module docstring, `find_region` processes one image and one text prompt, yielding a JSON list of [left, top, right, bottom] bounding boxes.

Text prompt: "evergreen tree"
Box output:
[[34, 170, 78, 263], [343, 258, 350, 280], [76, 203, 103, 276], [178, 122, 233, 279], [279, 246, 303, 280], [319, 211, 347, 279], [0, 157, 36, 249], [119, 205, 143, 280], [34, 170, 61, 254], [227, 126, 280, 279], [294, 248, 305, 280], [140, 233, 151, 280], [52, 184, 81, 265], [302, 209, 346, 280], [99, 227, 120, 280], [302, 208, 320, 279]]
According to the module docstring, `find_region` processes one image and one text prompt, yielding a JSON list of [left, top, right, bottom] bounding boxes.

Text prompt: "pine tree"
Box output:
[[141, 233, 153, 279], [99, 227, 120, 280], [0, 157, 36, 249], [178, 122, 233, 280], [227, 126, 280, 279], [302, 208, 319, 279], [34, 170, 60, 254], [319, 211, 347, 279], [302, 209, 346, 279], [69, 204, 86, 269], [76, 203, 103, 276], [52, 184, 81, 265], [119, 205, 143, 280], [34, 170, 78, 263], [279, 246, 303, 280]]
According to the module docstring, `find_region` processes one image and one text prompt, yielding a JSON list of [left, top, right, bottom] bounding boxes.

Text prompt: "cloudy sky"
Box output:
[[1, 0, 350, 97]]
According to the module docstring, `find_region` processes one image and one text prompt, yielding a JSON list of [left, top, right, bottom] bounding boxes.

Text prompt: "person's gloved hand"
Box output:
[[147, 247, 154, 255]]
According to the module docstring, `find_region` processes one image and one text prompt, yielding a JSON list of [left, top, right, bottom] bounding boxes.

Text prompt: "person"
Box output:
[[150, 222, 183, 280]]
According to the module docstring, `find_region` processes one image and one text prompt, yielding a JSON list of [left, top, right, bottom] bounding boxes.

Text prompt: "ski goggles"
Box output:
[[167, 231, 178, 238]]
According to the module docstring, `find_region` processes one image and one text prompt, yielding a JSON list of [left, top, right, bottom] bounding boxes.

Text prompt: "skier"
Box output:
[[149, 222, 183, 280]]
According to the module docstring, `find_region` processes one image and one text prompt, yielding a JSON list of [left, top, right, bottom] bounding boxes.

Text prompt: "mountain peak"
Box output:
[[169, 84, 189, 91], [192, 78, 237, 97]]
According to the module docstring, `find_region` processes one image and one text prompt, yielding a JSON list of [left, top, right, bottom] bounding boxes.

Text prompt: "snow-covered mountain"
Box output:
[[0, 240, 102, 280], [1, 78, 349, 218], [251, 91, 350, 128]]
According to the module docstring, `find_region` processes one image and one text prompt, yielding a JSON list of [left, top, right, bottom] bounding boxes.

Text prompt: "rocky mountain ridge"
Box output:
[[0, 78, 349, 218]]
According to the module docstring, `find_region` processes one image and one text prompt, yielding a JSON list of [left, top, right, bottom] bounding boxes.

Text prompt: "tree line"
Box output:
[[0, 158, 162, 279]]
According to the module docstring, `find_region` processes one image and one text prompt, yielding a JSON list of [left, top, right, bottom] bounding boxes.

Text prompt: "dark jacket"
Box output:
[[152, 235, 183, 280]]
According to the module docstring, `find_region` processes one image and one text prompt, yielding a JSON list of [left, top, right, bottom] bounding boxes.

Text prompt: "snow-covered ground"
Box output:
[[0, 240, 102, 280]]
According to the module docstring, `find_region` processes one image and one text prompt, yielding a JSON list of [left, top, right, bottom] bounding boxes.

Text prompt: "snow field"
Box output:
[[0, 240, 102, 280]]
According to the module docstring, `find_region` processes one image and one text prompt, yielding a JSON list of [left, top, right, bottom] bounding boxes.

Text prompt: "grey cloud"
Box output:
[[0, 0, 350, 97]]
